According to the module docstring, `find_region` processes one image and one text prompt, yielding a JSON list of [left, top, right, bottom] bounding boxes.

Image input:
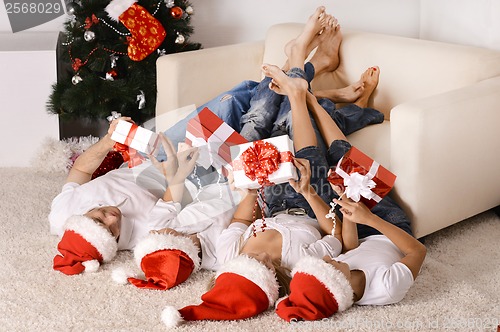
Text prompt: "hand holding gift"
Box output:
[[111, 120, 161, 156], [288, 158, 313, 196], [110, 119, 162, 167], [327, 146, 396, 209]]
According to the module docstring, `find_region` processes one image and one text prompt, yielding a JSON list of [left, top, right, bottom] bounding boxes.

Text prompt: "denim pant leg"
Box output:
[[327, 104, 385, 136], [240, 77, 284, 141], [264, 146, 333, 219]]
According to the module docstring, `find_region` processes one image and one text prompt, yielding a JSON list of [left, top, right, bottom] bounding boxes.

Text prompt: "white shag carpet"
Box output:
[[0, 167, 499, 332]]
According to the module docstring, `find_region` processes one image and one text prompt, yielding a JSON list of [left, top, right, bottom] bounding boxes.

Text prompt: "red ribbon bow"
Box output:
[[85, 14, 99, 29], [72, 58, 82, 72], [113, 142, 145, 168], [241, 140, 280, 187]]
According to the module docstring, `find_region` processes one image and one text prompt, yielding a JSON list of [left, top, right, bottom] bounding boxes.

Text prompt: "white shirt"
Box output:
[[49, 162, 242, 254], [215, 214, 342, 270], [336, 235, 415, 305]]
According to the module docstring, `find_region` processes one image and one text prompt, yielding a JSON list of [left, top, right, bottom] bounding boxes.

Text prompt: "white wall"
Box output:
[[420, 0, 500, 51], [188, 0, 421, 48], [188, 0, 500, 51]]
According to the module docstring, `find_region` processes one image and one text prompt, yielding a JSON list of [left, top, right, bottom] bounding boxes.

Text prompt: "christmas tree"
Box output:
[[47, 0, 201, 125]]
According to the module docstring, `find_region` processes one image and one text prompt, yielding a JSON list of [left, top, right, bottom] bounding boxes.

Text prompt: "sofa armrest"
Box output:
[[390, 76, 500, 238], [155, 41, 264, 132]]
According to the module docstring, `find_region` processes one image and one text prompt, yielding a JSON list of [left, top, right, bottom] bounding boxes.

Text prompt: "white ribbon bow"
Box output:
[[343, 172, 377, 202], [335, 158, 382, 203]]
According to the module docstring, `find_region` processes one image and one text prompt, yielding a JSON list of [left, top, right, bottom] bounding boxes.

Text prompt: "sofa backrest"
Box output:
[[263, 23, 500, 119]]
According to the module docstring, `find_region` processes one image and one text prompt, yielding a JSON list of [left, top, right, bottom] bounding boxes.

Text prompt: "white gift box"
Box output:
[[110, 120, 160, 156], [230, 135, 298, 189]]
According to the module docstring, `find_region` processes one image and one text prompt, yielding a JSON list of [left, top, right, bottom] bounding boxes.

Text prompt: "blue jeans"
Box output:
[[327, 140, 413, 238], [264, 146, 333, 219], [161, 62, 383, 156]]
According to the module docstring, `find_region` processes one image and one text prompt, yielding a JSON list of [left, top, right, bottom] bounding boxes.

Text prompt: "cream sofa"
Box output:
[[155, 23, 500, 239]]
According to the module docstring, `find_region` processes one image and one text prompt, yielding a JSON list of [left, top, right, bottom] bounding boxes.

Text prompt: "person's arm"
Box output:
[[65, 117, 131, 185], [151, 134, 199, 204], [230, 190, 259, 226], [289, 158, 343, 244], [330, 181, 359, 252], [333, 197, 427, 280]]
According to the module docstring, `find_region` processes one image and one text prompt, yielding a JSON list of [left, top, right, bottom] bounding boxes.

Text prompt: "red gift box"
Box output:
[[185, 107, 247, 170], [327, 146, 396, 209]]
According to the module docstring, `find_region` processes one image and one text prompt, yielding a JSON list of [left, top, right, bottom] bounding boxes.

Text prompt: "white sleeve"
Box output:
[[48, 183, 80, 236], [171, 197, 239, 234], [382, 262, 415, 303], [146, 199, 182, 230], [302, 235, 343, 259], [215, 222, 248, 266]]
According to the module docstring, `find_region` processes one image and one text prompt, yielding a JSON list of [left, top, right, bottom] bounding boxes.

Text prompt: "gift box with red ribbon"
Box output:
[[111, 120, 160, 156], [185, 107, 247, 170], [327, 146, 396, 209], [230, 135, 298, 189]]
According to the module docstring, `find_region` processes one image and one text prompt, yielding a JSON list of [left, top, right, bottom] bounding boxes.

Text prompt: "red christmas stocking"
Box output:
[[106, 0, 166, 61]]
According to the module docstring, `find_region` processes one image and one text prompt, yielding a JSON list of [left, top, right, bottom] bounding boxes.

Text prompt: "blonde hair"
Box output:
[[207, 256, 291, 298]]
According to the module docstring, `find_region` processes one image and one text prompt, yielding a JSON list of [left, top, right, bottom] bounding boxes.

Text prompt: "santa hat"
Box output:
[[161, 255, 280, 328], [113, 232, 200, 290], [53, 215, 118, 275], [275, 256, 354, 322]]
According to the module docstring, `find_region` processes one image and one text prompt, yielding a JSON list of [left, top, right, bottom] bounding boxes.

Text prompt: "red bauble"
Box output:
[[170, 6, 183, 19], [91, 151, 124, 179]]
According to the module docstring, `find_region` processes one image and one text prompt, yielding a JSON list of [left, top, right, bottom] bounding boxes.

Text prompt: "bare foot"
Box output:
[[309, 16, 343, 76], [262, 63, 308, 97], [314, 80, 365, 103], [283, 7, 328, 68], [354, 66, 380, 108]]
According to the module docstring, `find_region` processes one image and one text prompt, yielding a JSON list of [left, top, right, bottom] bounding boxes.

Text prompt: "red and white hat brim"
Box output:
[[216, 255, 279, 307], [64, 215, 118, 262], [292, 256, 354, 311], [133, 233, 201, 272]]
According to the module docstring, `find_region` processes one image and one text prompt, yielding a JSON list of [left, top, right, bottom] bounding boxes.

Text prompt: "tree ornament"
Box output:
[[185, 6, 193, 15], [84, 14, 99, 29], [175, 33, 185, 44], [170, 6, 183, 19], [106, 69, 118, 81], [72, 74, 83, 85], [110, 54, 119, 68], [84, 30, 96, 42], [106, 0, 166, 61], [137, 90, 146, 109], [164, 0, 175, 8], [66, 1, 80, 15]]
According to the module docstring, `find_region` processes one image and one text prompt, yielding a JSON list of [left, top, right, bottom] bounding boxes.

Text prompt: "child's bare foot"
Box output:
[[309, 16, 343, 76], [314, 80, 364, 103], [262, 63, 308, 97], [354, 66, 380, 108]]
